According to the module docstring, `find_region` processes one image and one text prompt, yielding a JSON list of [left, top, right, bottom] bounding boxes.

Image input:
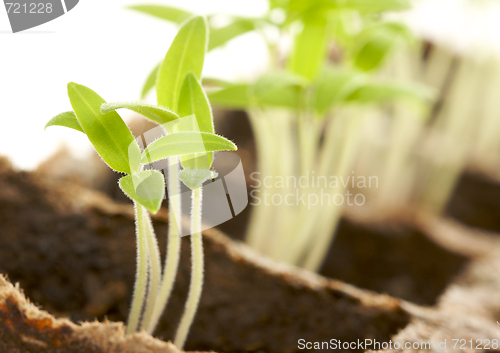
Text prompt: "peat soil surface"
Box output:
[[0, 157, 411, 352], [446, 170, 500, 233], [2, 155, 500, 352]]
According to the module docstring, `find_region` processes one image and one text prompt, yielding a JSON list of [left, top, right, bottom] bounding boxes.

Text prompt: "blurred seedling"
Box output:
[[130, 0, 434, 272]]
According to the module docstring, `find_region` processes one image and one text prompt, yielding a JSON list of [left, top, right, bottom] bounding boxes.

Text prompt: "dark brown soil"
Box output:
[[446, 171, 500, 233], [320, 216, 470, 306], [35, 141, 473, 309], [0, 157, 411, 352], [2, 155, 500, 352]]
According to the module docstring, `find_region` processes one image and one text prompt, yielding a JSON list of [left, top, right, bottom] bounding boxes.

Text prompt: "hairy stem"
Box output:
[[126, 203, 150, 335], [145, 156, 182, 334], [174, 186, 204, 349], [140, 207, 162, 332]]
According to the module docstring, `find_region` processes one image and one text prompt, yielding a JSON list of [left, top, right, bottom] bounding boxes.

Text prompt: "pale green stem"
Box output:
[[273, 114, 322, 263], [377, 105, 420, 209], [285, 110, 345, 265], [422, 45, 454, 91], [266, 110, 299, 260], [246, 110, 282, 252], [174, 186, 204, 349], [267, 88, 315, 262], [126, 203, 150, 335], [377, 50, 423, 209], [140, 210, 162, 332], [145, 156, 182, 335], [302, 109, 364, 271], [473, 59, 500, 159], [419, 57, 480, 212]]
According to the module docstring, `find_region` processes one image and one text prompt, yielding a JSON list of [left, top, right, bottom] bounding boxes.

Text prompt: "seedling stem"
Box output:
[[174, 186, 204, 348]]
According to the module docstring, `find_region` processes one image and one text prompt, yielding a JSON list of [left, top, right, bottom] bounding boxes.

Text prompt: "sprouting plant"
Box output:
[[130, 0, 433, 272], [45, 15, 237, 349]]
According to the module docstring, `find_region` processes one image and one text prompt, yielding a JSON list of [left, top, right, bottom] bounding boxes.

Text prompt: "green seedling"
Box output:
[[45, 15, 237, 348], [130, 1, 434, 273]]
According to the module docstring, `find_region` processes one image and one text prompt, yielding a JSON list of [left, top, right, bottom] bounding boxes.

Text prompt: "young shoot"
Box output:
[[44, 17, 236, 346], [101, 15, 210, 338], [134, 16, 233, 347], [129, 0, 432, 275]]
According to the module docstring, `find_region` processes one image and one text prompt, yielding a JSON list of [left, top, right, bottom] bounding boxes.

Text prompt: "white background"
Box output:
[[2, 0, 499, 170], [0, 0, 268, 170]]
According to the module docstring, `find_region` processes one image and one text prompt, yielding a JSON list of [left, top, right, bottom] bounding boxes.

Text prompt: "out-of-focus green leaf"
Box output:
[[141, 63, 160, 99], [142, 131, 236, 164], [208, 18, 255, 51], [128, 5, 192, 24], [289, 0, 330, 13], [252, 72, 306, 99], [289, 0, 409, 14], [178, 72, 215, 169], [45, 111, 84, 133], [202, 77, 233, 88], [101, 102, 179, 125], [252, 72, 305, 108], [353, 22, 412, 71], [208, 77, 302, 109], [270, 0, 290, 10], [157, 16, 207, 112], [288, 20, 328, 80], [258, 87, 300, 108], [67, 82, 141, 174], [313, 69, 366, 114], [119, 170, 165, 214], [208, 84, 251, 109], [346, 81, 436, 104], [339, 0, 410, 13]]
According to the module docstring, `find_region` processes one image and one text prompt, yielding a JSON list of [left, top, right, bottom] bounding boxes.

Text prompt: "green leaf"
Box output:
[[252, 72, 306, 99], [178, 73, 214, 133], [346, 81, 436, 104], [288, 20, 328, 80], [208, 84, 251, 109], [353, 23, 412, 72], [202, 77, 233, 88], [142, 131, 237, 164], [101, 102, 179, 125], [288, 0, 409, 14], [157, 16, 208, 112], [128, 5, 192, 24], [208, 18, 255, 51], [270, 0, 290, 10], [339, 0, 410, 13], [207, 80, 301, 109], [313, 69, 366, 114], [251, 72, 305, 108], [45, 111, 84, 133], [141, 63, 160, 99], [178, 168, 217, 190], [259, 87, 300, 108], [67, 82, 141, 174], [119, 170, 165, 214], [177, 72, 215, 169]]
